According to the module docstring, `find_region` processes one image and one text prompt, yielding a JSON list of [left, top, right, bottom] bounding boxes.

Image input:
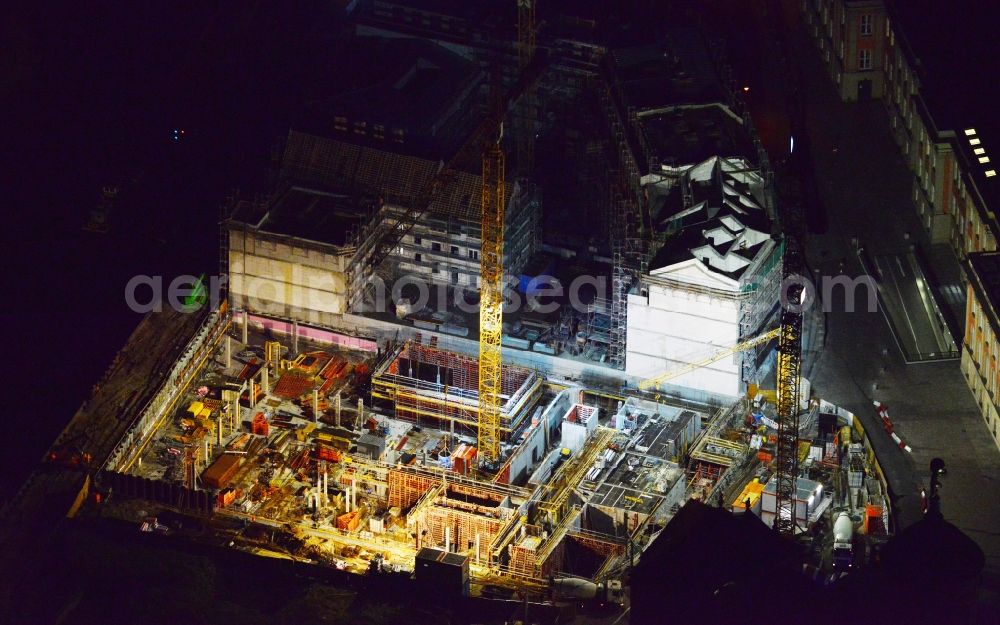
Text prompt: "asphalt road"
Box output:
[[709, 1, 1000, 621]]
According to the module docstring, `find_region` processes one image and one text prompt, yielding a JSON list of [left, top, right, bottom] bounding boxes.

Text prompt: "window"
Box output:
[[468, 249, 479, 260], [859, 49, 872, 70], [452, 272, 460, 284], [431, 242, 441, 252], [860, 14, 873, 36], [414, 236, 422, 245], [450, 245, 459, 256], [415, 253, 422, 263]]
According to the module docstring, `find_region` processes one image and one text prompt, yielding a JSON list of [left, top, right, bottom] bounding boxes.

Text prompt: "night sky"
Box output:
[[3, 1, 339, 499]]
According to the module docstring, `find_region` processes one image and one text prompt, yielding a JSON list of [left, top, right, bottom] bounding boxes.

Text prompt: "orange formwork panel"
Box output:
[[424, 505, 503, 563], [336, 511, 361, 531], [387, 469, 439, 510]]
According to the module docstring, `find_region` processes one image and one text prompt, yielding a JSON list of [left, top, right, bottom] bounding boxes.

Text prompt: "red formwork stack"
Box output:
[[252, 412, 269, 436], [387, 469, 439, 510]]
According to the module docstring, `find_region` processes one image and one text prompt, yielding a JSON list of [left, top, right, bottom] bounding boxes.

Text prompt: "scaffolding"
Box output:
[[371, 341, 542, 439], [595, 76, 646, 371], [738, 240, 785, 382]]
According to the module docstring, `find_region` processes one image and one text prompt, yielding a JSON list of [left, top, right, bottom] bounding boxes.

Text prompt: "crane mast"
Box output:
[[478, 2, 539, 467], [478, 108, 506, 465], [773, 244, 803, 536]]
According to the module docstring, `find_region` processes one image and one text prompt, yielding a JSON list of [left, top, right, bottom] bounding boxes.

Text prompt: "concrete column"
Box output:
[[357, 398, 364, 427], [242, 311, 248, 344], [334, 392, 341, 427], [262, 367, 269, 394], [445, 526, 451, 552], [313, 390, 319, 423], [476, 533, 481, 565], [218, 416, 223, 445], [225, 335, 232, 369], [292, 320, 299, 354]]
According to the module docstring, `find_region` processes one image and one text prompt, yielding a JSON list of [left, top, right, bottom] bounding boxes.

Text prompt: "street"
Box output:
[[710, 0, 1000, 619]]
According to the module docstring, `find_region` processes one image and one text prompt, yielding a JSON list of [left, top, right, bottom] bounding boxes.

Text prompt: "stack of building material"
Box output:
[[272, 370, 315, 399], [451, 444, 477, 475], [252, 412, 269, 436], [336, 510, 361, 531], [202, 454, 241, 489], [731, 478, 765, 514]]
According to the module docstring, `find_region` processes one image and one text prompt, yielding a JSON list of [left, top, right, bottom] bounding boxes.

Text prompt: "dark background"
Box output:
[[2, 1, 344, 501]]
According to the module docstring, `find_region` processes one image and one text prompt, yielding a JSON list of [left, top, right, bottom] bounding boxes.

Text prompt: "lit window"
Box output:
[[986, 170, 997, 178], [971, 138, 982, 146], [975, 148, 986, 155], [980, 156, 991, 164], [965, 128, 977, 136]]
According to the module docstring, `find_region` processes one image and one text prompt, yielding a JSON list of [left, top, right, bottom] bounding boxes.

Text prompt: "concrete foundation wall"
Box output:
[[228, 229, 350, 317]]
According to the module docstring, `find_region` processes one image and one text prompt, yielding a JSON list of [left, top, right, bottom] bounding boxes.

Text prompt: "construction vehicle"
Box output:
[[637, 327, 780, 392], [46, 431, 93, 470], [47, 447, 92, 469], [832, 511, 854, 569], [551, 577, 625, 608]]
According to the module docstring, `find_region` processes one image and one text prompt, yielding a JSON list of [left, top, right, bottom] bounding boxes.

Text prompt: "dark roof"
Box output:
[[278, 130, 508, 221], [647, 158, 773, 280], [609, 28, 727, 111], [254, 186, 363, 247], [296, 36, 483, 159], [887, 0, 1000, 211], [638, 105, 756, 166], [631, 500, 811, 625]]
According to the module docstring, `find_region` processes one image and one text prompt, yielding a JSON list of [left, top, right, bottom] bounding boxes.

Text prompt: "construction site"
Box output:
[[6, 1, 906, 621]]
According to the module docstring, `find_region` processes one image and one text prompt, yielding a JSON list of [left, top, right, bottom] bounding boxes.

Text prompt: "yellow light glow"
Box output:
[[974, 148, 986, 155], [986, 170, 997, 178], [980, 156, 991, 164], [965, 128, 977, 136], [971, 138, 982, 146]]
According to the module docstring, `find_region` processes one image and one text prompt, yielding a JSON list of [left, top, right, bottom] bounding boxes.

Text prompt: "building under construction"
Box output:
[[371, 340, 543, 443]]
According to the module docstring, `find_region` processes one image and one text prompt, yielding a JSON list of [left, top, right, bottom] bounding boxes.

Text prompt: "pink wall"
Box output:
[[238, 312, 378, 352]]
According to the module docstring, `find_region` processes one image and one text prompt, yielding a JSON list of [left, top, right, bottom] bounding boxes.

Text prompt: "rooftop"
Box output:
[[244, 186, 364, 248], [278, 130, 511, 222], [296, 36, 483, 159], [637, 104, 756, 167], [609, 28, 728, 111], [646, 156, 774, 280]]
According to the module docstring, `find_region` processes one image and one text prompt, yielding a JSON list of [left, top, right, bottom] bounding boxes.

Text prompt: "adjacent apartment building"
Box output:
[[801, 0, 886, 101], [804, 0, 1000, 448], [963, 253, 1000, 450]]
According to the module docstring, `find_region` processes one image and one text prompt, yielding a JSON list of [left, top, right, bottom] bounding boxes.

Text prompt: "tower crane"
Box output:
[[479, 1, 540, 467], [773, 244, 804, 537], [345, 31, 547, 307], [636, 328, 780, 392]]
